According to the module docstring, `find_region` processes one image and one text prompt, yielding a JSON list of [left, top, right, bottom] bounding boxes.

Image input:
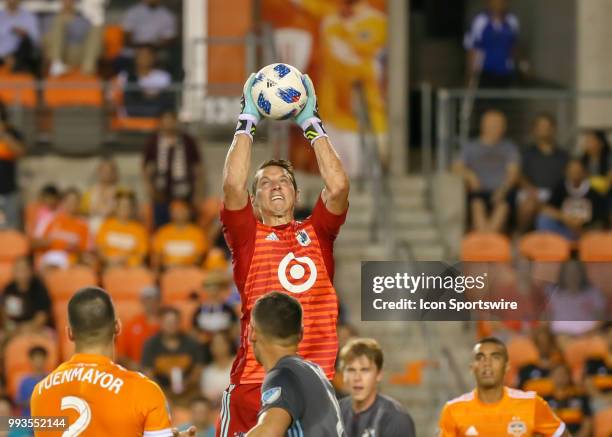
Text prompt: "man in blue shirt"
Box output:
[[464, 0, 522, 87], [0, 0, 40, 74]]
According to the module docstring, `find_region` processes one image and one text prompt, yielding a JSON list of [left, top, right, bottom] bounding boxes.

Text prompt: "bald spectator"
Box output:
[[0, 0, 40, 74], [454, 110, 520, 232]]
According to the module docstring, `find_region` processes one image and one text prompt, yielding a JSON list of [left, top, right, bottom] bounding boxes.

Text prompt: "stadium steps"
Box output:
[[389, 176, 447, 261]]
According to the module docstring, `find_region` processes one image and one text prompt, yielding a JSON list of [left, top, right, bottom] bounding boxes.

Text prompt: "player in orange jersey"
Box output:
[[438, 337, 571, 437], [30, 287, 196, 437], [217, 71, 350, 436]]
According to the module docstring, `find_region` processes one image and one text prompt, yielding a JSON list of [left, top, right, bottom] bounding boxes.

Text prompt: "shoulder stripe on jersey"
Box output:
[[552, 422, 566, 437], [143, 429, 172, 437], [446, 391, 475, 405], [506, 388, 536, 399]]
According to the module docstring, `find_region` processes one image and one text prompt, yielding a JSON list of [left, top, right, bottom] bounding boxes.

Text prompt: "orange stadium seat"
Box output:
[[5, 333, 59, 397], [102, 266, 155, 301], [578, 231, 612, 296], [519, 232, 571, 262], [43, 72, 103, 107], [114, 299, 143, 324], [0, 71, 37, 107], [0, 262, 14, 290], [160, 266, 206, 304], [45, 265, 98, 301], [461, 232, 511, 262], [103, 25, 124, 60], [0, 229, 29, 262], [505, 335, 539, 385], [507, 336, 539, 367], [594, 407, 612, 437], [110, 116, 160, 132], [563, 335, 608, 381], [579, 231, 612, 261]]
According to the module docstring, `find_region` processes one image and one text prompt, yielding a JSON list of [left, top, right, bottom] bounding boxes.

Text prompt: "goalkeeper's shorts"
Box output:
[[216, 383, 261, 437]]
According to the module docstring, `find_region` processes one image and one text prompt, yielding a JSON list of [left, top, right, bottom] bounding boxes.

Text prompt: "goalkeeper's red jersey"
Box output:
[[221, 195, 347, 385]]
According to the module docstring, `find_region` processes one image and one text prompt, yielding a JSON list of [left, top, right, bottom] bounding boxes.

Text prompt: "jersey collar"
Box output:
[[68, 353, 114, 366]]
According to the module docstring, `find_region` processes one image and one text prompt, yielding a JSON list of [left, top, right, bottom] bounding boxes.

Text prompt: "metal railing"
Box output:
[[426, 87, 612, 173], [354, 81, 392, 245]]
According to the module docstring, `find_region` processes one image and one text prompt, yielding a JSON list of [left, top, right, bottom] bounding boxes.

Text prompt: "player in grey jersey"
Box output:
[[339, 338, 416, 437], [246, 292, 346, 437]]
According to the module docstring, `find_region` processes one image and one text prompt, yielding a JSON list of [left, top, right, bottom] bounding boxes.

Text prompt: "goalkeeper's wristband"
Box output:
[[301, 117, 328, 145], [235, 114, 258, 140]]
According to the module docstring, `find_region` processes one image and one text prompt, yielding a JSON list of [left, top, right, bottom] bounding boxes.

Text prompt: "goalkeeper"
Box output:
[[216, 72, 350, 436]]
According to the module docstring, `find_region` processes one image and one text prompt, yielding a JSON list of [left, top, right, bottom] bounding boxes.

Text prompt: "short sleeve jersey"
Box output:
[[438, 387, 566, 437], [260, 355, 345, 436], [221, 195, 347, 384], [30, 353, 172, 437]]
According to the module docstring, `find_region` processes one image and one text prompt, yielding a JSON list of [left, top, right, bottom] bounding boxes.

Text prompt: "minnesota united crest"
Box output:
[[296, 229, 311, 247]]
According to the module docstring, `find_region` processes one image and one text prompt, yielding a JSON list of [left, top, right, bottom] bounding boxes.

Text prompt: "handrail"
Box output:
[[354, 81, 391, 246]]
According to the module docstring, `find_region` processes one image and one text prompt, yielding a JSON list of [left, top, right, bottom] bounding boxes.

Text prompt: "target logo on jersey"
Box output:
[[278, 252, 317, 294]]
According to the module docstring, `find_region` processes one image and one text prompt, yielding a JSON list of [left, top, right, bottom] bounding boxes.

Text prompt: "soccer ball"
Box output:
[[251, 63, 308, 120]]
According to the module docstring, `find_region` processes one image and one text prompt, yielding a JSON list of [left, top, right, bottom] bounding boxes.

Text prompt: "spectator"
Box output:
[[192, 270, 237, 342], [33, 187, 89, 268], [81, 157, 119, 235], [44, 0, 102, 76], [29, 184, 60, 239], [121, 0, 176, 58], [1, 257, 52, 333], [544, 363, 593, 437], [142, 306, 203, 405], [453, 109, 520, 232], [117, 45, 173, 117], [200, 331, 235, 403], [0, 103, 25, 229], [177, 397, 216, 437], [578, 130, 611, 195], [151, 200, 207, 272], [584, 323, 612, 411], [116, 285, 161, 370], [16, 346, 48, 417], [537, 159, 608, 240], [517, 326, 563, 396], [0, 0, 40, 74], [464, 0, 525, 87], [96, 190, 148, 268], [517, 114, 569, 233], [548, 260, 606, 337], [143, 111, 204, 228]]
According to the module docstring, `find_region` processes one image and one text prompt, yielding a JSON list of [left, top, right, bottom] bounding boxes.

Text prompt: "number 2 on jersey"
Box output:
[[61, 396, 91, 437]]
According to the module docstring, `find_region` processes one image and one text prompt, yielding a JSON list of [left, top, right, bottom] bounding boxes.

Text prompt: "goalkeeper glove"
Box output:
[[235, 73, 261, 140], [295, 74, 328, 145]]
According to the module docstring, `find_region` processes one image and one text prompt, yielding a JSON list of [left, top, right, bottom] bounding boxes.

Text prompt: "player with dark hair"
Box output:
[[438, 337, 570, 437], [339, 338, 416, 437], [218, 69, 350, 436], [246, 292, 345, 437], [30, 287, 196, 436]]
